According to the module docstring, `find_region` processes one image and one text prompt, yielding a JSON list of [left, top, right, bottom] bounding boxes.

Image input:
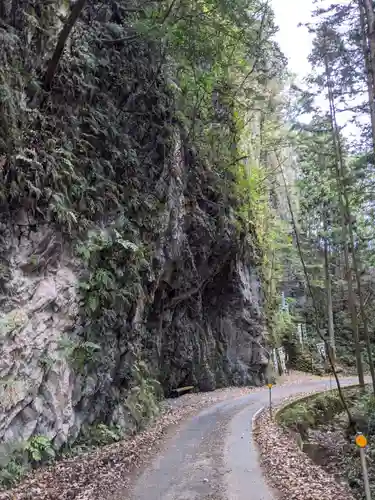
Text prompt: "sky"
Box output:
[[271, 0, 314, 84], [271, 0, 363, 138]]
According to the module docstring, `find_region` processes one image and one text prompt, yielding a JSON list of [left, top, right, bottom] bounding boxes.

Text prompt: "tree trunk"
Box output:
[[279, 161, 353, 424], [358, 0, 375, 155], [362, 0, 375, 91], [355, 2, 375, 393], [0, 1, 5, 20], [11, 0, 27, 30], [323, 208, 336, 366], [44, 0, 87, 90], [11, 0, 18, 27], [323, 49, 365, 387], [350, 223, 375, 393]]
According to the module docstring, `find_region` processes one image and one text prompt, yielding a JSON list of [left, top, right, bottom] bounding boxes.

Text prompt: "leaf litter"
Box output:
[[253, 392, 356, 500], [0, 372, 327, 500]]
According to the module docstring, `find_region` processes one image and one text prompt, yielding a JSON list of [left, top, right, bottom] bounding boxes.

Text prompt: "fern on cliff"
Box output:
[[0, 0, 291, 450]]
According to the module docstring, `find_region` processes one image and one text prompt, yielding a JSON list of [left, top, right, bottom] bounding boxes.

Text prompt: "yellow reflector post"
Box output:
[[356, 434, 367, 448]]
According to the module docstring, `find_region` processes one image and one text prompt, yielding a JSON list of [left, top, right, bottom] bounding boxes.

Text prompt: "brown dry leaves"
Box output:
[[0, 386, 258, 500], [0, 372, 330, 500], [253, 395, 356, 500]]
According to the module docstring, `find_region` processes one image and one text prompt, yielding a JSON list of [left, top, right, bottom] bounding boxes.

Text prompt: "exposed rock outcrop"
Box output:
[[0, 223, 78, 449], [0, 136, 267, 450], [0, 2, 268, 452]]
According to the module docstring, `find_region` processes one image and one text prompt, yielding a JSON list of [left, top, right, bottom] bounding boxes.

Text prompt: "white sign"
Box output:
[[271, 347, 288, 374], [278, 347, 287, 373], [297, 323, 303, 346], [316, 342, 326, 360]]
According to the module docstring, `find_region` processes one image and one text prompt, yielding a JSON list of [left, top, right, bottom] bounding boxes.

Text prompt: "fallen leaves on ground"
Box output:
[[253, 393, 356, 500], [0, 387, 257, 500], [0, 372, 328, 500]]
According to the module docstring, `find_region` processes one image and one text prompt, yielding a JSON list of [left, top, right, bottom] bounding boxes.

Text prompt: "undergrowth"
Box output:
[[278, 387, 361, 438], [0, 436, 55, 488], [290, 389, 375, 500]]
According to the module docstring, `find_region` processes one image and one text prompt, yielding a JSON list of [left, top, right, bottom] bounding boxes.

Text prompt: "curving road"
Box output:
[[130, 377, 358, 500]]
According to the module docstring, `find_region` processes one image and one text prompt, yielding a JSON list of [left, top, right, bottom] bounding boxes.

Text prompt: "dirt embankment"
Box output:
[[254, 388, 360, 500]]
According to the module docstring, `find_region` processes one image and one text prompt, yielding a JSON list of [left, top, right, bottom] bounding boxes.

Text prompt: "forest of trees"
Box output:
[[284, 0, 375, 394]]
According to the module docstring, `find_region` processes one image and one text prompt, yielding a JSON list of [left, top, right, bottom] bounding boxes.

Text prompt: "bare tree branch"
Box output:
[[44, 0, 87, 90]]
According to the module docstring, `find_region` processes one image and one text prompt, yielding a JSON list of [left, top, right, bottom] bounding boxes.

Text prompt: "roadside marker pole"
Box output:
[[267, 383, 272, 419], [355, 433, 371, 500]]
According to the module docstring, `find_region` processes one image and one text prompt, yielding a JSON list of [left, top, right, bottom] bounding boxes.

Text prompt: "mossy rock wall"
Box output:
[[0, 1, 268, 452]]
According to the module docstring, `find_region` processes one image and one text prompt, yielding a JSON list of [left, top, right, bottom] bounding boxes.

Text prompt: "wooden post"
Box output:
[[356, 433, 371, 500], [268, 383, 273, 419]]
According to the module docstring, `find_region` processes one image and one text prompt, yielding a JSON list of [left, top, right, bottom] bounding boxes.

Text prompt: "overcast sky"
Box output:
[[271, 0, 314, 83], [271, 0, 363, 137]]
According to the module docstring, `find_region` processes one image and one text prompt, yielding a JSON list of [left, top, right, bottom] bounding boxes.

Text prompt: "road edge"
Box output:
[[253, 383, 358, 500]]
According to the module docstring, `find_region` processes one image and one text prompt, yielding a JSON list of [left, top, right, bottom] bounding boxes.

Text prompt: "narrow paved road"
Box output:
[[130, 377, 357, 500]]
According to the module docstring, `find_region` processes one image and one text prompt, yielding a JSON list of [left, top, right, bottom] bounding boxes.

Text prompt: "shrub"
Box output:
[[278, 387, 361, 438], [124, 361, 161, 432], [0, 459, 26, 488], [25, 436, 55, 464], [75, 423, 124, 449], [0, 435, 55, 489]]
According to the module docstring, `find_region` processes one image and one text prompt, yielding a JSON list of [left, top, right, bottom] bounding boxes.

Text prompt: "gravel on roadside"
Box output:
[[253, 393, 356, 500]]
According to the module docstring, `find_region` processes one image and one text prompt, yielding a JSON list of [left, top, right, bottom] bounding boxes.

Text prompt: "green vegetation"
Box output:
[[0, 459, 25, 489], [0, 310, 28, 338], [0, 436, 55, 488], [63, 423, 125, 457], [25, 436, 55, 463], [278, 387, 362, 439], [58, 337, 100, 373], [281, 386, 375, 500], [124, 361, 161, 432]]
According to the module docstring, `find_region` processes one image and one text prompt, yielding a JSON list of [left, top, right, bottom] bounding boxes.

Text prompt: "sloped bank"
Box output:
[[253, 386, 359, 500], [272, 384, 375, 500]]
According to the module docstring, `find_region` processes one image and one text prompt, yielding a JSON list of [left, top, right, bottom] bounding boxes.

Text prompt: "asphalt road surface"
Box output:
[[130, 377, 358, 500]]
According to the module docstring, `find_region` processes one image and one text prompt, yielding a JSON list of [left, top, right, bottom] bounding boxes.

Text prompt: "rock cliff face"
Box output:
[[0, 137, 267, 450], [0, 3, 268, 452], [0, 223, 78, 449]]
